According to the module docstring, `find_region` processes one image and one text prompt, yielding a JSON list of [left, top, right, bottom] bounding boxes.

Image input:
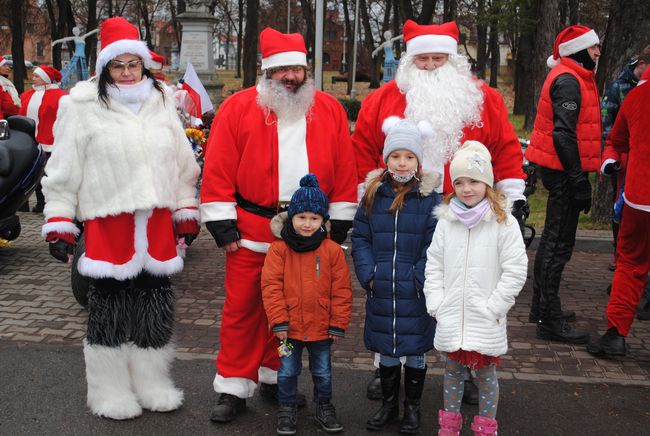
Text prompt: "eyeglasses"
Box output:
[[108, 59, 143, 73]]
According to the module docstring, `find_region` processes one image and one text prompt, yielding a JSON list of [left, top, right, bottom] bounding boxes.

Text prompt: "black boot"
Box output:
[[529, 309, 576, 323], [367, 364, 400, 431], [210, 393, 246, 423], [461, 370, 479, 405], [367, 368, 382, 400], [276, 404, 297, 435], [536, 319, 589, 344], [400, 365, 426, 434], [586, 327, 626, 358], [315, 401, 343, 433]]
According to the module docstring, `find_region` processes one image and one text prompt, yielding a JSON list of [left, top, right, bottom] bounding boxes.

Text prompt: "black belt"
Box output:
[[235, 193, 290, 219]]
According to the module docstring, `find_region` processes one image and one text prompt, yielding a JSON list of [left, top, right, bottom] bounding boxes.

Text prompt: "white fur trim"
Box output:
[[406, 34, 458, 56], [172, 208, 200, 223], [622, 193, 650, 211], [213, 374, 257, 399], [129, 344, 184, 412], [382, 116, 402, 135], [261, 51, 307, 70], [200, 201, 237, 223], [96, 39, 153, 74], [78, 210, 184, 280], [33, 67, 52, 84], [258, 366, 278, 384], [26, 90, 44, 140], [329, 201, 358, 221], [601, 158, 617, 175], [41, 220, 80, 239], [495, 178, 526, 202], [240, 239, 271, 254], [558, 29, 599, 57], [84, 341, 143, 420]]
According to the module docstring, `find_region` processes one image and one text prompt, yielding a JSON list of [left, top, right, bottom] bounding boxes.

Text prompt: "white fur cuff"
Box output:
[[41, 220, 80, 239], [329, 202, 358, 221], [172, 208, 200, 223], [213, 374, 257, 399], [258, 366, 278, 384], [200, 201, 237, 223]]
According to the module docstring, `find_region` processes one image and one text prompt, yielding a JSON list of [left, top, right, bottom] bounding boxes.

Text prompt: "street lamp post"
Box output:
[[350, 0, 360, 99]]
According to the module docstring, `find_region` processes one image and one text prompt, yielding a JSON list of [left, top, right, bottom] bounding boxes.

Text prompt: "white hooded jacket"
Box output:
[[423, 202, 528, 357]]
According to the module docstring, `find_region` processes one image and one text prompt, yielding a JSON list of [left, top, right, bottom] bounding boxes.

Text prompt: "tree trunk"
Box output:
[[475, 0, 487, 80], [399, 0, 414, 22], [359, 0, 380, 88], [236, 0, 243, 77], [513, 0, 536, 115], [524, 0, 561, 131], [418, 0, 436, 24], [393, 0, 401, 58], [10, 0, 26, 95], [86, 0, 98, 73], [568, 0, 578, 25], [591, 0, 650, 224], [299, 0, 315, 60], [488, 3, 499, 88], [242, 0, 259, 88], [443, 0, 457, 22], [44, 0, 62, 70]]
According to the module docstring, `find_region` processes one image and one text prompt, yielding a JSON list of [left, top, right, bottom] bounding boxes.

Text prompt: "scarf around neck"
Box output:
[[281, 220, 327, 253], [450, 197, 491, 229], [106, 77, 154, 114]]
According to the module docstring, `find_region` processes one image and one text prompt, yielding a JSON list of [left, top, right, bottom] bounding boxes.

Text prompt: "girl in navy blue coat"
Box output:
[[352, 117, 440, 434]]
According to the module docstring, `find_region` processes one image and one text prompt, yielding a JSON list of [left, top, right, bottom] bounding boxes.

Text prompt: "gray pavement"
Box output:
[[2, 211, 650, 434]]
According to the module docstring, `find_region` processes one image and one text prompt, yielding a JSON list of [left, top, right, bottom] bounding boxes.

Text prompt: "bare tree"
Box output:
[[44, 0, 77, 70], [487, 0, 499, 87], [242, 0, 260, 87], [10, 0, 26, 94]]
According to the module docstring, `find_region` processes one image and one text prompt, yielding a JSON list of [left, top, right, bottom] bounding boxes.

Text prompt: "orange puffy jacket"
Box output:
[[262, 232, 352, 343]]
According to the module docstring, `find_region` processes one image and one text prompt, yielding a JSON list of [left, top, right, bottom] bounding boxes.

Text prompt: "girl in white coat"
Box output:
[[423, 141, 528, 436]]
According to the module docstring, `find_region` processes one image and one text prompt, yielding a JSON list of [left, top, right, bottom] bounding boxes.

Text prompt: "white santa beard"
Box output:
[[257, 76, 315, 122], [395, 56, 484, 170]]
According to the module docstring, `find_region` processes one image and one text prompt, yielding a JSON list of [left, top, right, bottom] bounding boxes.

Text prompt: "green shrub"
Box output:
[[338, 98, 361, 122]]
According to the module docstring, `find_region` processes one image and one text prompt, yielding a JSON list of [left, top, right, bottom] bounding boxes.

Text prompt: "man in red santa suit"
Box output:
[[352, 19, 526, 405], [200, 27, 357, 423], [41, 17, 201, 420], [586, 71, 650, 358], [19, 65, 67, 212]]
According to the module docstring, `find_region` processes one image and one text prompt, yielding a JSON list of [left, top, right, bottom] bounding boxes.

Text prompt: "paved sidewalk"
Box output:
[[1, 212, 649, 386]]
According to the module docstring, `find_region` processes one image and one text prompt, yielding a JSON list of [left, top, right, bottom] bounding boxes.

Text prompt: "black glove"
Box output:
[[329, 219, 352, 244], [511, 199, 529, 237], [603, 162, 620, 176], [205, 220, 240, 247], [49, 239, 75, 263], [570, 175, 592, 214]]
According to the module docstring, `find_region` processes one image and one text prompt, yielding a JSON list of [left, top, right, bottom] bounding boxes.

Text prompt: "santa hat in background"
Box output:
[[0, 56, 8, 68], [403, 20, 459, 57], [34, 65, 62, 84], [149, 51, 165, 70], [260, 27, 308, 71], [95, 17, 153, 73], [638, 67, 650, 86], [547, 25, 599, 68]]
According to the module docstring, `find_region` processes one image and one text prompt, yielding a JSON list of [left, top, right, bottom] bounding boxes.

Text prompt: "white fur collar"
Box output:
[[364, 168, 440, 196]]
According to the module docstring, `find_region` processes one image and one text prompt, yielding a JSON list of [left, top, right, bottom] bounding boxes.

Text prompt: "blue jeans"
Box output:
[[277, 338, 332, 406], [380, 353, 426, 369]]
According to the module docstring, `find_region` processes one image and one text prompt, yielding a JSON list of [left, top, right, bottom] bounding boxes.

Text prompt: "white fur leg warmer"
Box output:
[[129, 344, 184, 412]]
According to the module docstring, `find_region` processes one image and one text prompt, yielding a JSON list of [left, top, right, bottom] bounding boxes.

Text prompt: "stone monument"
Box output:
[[177, 3, 223, 105]]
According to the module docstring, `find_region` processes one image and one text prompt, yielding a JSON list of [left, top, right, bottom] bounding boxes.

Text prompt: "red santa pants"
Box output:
[[216, 248, 280, 382], [606, 204, 650, 336]]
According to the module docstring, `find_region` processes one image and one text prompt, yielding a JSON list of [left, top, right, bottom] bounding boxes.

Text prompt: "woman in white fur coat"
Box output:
[[423, 141, 527, 436], [41, 17, 200, 420]]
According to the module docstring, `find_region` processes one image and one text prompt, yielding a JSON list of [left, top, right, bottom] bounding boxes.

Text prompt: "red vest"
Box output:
[[526, 58, 601, 172]]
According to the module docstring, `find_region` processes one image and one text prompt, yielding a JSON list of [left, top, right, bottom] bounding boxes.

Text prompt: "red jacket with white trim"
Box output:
[[19, 86, 67, 151]]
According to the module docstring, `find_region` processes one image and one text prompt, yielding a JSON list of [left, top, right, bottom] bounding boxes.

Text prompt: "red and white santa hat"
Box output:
[[547, 25, 599, 68], [95, 17, 153, 73], [0, 56, 8, 68], [149, 50, 165, 70], [403, 20, 459, 57], [33, 65, 62, 84], [260, 27, 308, 71]]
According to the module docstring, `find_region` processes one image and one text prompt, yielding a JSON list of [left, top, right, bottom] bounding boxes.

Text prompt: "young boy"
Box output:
[[262, 174, 353, 435]]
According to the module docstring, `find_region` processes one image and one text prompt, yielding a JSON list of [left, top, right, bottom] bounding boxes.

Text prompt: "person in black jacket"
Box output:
[[524, 26, 601, 344]]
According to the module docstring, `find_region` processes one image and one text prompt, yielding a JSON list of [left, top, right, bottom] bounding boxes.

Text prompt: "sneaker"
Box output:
[[315, 401, 343, 433], [209, 393, 246, 423], [276, 405, 297, 435]]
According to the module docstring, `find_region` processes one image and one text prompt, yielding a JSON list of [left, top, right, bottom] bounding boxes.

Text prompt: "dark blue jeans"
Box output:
[[277, 338, 332, 406]]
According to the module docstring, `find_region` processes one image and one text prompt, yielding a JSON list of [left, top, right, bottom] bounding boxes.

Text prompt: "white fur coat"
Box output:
[[42, 80, 200, 222]]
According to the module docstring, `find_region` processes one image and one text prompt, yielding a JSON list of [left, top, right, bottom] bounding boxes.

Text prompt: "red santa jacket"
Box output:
[[19, 85, 67, 151], [200, 86, 358, 252], [1, 87, 19, 119], [526, 57, 601, 172], [352, 80, 525, 195], [602, 81, 650, 207]]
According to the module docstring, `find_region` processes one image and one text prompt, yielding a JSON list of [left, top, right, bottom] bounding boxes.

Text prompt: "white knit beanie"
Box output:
[[449, 140, 494, 187]]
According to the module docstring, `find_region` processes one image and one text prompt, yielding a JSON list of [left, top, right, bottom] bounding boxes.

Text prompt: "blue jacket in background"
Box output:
[[352, 169, 440, 357]]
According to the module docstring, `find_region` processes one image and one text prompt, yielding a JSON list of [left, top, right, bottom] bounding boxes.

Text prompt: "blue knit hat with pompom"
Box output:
[[288, 174, 330, 222]]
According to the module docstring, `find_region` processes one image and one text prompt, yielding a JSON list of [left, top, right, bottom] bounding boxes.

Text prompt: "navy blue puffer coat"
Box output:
[[352, 169, 440, 357]]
